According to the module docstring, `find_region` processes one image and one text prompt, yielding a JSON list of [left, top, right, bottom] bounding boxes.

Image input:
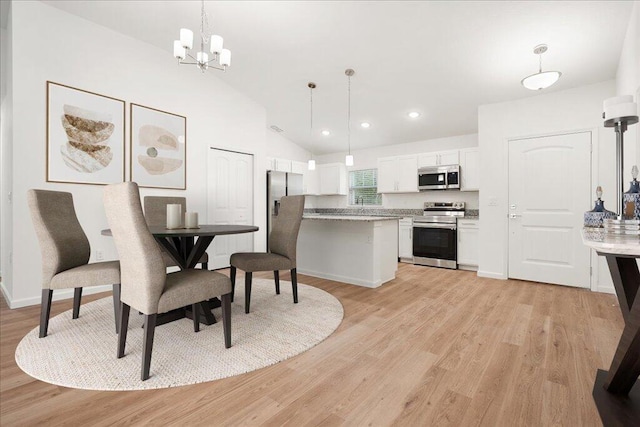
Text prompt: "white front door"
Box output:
[[508, 132, 591, 288], [207, 148, 254, 269]]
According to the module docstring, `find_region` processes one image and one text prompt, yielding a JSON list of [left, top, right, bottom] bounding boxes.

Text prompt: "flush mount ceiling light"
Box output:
[[360, 122, 371, 129], [345, 69, 355, 167], [321, 130, 331, 136], [173, 0, 231, 72], [308, 82, 316, 171], [408, 111, 421, 118], [521, 44, 561, 91]]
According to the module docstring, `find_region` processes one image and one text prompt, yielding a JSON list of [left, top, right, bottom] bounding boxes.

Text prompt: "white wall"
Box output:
[[4, 1, 307, 308], [313, 133, 479, 210], [1, 11, 14, 301], [616, 1, 640, 168], [266, 130, 310, 163], [478, 80, 617, 293]]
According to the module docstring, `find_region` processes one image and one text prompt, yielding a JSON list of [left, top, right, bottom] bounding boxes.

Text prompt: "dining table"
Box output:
[[102, 224, 259, 326]]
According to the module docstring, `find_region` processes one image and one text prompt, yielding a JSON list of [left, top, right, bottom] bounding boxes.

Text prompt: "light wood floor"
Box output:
[[0, 264, 623, 426]]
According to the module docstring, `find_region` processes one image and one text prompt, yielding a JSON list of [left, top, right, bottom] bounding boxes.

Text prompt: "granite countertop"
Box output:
[[303, 214, 401, 222], [581, 228, 640, 256]]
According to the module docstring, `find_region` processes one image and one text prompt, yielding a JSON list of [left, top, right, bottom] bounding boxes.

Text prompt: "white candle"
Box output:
[[185, 212, 199, 229], [166, 204, 182, 229]]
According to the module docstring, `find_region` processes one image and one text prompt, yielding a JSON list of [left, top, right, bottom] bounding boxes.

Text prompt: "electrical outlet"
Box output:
[[488, 198, 498, 207], [96, 250, 104, 261]]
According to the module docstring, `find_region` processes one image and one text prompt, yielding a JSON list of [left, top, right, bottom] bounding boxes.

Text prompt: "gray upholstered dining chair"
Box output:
[[27, 189, 121, 338], [104, 182, 232, 381], [143, 196, 209, 269], [230, 195, 305, 314]]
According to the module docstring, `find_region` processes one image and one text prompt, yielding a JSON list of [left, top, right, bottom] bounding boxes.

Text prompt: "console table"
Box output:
[[582, 229, 640, 426]]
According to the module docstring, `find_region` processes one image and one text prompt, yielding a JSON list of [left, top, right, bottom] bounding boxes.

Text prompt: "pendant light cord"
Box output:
[[347, 74, 351, 156], [309, 84, 314, 161]]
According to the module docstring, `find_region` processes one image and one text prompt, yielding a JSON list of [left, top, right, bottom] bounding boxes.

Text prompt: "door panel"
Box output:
[[208, 149, 254, 269], [508, 132, 591, 288]]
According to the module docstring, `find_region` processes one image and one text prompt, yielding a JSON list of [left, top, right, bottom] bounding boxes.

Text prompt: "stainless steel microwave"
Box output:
[[418, 165, 460, 191]]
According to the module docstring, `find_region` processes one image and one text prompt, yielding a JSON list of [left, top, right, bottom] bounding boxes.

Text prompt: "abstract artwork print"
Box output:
[[130, 103, 186, 189], [46, 81, 125, 185]]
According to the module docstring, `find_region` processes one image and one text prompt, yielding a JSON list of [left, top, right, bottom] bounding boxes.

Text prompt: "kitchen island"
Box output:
[[296, 215, 399, 288]]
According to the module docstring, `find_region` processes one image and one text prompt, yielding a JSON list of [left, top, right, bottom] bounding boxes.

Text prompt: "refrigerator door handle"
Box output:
[[274, 200, 280, 216]]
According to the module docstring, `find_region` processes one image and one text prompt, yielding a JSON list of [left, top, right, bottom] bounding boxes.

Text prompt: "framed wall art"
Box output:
[[46, 81, 125, 185], [130, 103, 186, 190]]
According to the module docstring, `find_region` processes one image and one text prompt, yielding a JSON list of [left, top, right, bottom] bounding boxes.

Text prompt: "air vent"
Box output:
[[269, 125, 284, 133]]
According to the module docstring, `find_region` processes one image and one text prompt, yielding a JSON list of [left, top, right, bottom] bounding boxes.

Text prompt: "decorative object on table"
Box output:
[[172, 0, 231, 73], [130, 103, 186, 189], [584, 186, 617, 228], [185, 212, 199, 229], [307, 82, 316, 170], [166, 204, 182, 229], [46, 81, 125, 185], [345, 68, 355, 166], [603, 95, 639, 218], [521, 44, 562, 91], [603, 218, 640, 236], [623, 165, 640, 220]]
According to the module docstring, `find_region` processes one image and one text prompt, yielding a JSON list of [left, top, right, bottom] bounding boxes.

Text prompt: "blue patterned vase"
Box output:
[[623, 165, 640, 220], [584, 186, 617, 228]]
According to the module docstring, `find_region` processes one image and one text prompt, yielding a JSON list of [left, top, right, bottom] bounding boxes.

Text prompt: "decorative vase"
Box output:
[[584, 186, 616, 228], [623, 165, 640, 220]]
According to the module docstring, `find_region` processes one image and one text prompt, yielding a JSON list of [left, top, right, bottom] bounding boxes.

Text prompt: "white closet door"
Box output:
[[508, 132, 591, 288], [207, 148, 254, 269]]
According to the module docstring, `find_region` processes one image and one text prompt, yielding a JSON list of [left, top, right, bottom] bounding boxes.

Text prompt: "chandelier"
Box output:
[[521, 44, 561, 91], [173, 0, 231, 72]]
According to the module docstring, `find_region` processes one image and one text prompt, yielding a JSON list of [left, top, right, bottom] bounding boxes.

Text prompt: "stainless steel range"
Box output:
[[413, 202, 465, 269]]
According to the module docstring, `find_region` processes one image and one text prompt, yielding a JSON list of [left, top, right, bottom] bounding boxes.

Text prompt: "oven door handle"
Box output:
[[413, 223, 457, 230]]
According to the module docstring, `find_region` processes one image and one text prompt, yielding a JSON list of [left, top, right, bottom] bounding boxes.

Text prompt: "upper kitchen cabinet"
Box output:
[[377, 155, 418, 193], [318, 163, 347, 195], [266, 157, 292, 172], [291, 161, 319, 195], [459, 148, 479, 191], [418, 150, 459, 168]]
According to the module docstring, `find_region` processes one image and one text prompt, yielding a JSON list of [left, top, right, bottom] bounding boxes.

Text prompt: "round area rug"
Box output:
[[15, 279, 343, 391]]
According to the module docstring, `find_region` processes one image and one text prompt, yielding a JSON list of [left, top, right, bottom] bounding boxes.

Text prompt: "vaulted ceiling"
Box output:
[[44, 1, 633, 153]]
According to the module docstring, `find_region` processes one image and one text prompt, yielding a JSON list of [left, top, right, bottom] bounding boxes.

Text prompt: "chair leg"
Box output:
[[112, 284, 121, 334], [39, 289, 53, 338], [230, 266, 236, 302], [202, 262, 208, 270], [117, 303, 130, 358], [141, 314, 157, 381], [245, 272, 253, 314], [221, 293, 232, 349], [192, 303, 200, 333], [291, 268, 299, 304], [72, 288, 82, 319], [274, 270, 280, 295]]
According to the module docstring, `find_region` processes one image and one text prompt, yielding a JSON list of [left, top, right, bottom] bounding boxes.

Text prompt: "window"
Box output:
[[349, 169, 382, 206]]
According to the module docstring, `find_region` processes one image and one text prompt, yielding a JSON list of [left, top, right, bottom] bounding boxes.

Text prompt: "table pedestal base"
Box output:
[[593, 369, 640, 426]]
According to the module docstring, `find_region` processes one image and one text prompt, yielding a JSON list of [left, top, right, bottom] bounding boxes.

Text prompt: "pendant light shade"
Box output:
[[345, 155, 354, 166], [308, 159, 316, 170], [521, 44, 561, 91]]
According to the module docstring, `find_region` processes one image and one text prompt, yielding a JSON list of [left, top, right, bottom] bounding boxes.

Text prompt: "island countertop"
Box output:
[[303, 215, 401, 222]]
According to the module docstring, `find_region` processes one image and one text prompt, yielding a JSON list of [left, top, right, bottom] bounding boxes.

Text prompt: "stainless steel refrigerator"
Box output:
[[267, 170, 303, 250]]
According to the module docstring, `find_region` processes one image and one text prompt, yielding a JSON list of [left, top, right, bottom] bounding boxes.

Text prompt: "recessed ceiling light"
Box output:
[[408, 112, 420, 118], [321, 130, 331, 136], [360, 122, 371, 128]]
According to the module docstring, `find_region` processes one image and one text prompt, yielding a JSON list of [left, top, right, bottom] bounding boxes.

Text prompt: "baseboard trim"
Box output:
[[477, 270, 507, 280], [296, 268, 390, 288], [595, 284, 616, 295], [1, 281, 11, 307], [5, 285, 113, 309]]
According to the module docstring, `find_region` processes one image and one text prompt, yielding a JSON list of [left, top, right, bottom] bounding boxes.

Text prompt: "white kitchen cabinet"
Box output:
[[291, 161, 307, 175], [457, 218, 479, 270], [460, 148, 480, 191], [274, 158, 292, 172], [398, 217, 413, 262], [377, 155, 418, 193], [304, 169, 319, 195], [266, 157, 276, 170], [418, 150, 459, 168], [318, 163, 347, 195]]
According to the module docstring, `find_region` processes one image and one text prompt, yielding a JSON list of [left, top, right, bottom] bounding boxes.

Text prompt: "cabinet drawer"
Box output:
[[457, 219, 479, 228]]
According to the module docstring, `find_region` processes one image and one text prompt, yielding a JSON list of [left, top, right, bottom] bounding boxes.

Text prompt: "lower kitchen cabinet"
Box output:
[[457, 218, 478, 270], [398, 217, 413, 262]]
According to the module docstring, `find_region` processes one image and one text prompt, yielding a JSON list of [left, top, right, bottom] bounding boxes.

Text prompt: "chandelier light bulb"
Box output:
[[220, 49, 231, 67], [180, 29, 194, 49], [173, 40, 186, 60], [308, 159, 316, 170], [196, 51, 209, 65], [345, 155, 354, 167], [210, 35, 224, 54]]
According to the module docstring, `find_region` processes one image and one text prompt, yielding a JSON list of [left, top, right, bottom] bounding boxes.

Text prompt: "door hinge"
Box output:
[[590, 266, 593, 276]]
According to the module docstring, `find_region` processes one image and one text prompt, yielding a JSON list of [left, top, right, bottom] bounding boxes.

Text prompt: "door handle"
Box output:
[[509, 214, 521, 219]]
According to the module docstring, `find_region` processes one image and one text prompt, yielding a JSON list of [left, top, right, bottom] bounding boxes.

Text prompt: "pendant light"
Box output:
[[345, 69, 355, 166], [521, 44, 561, 91], [308, 82, 316, 170]]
